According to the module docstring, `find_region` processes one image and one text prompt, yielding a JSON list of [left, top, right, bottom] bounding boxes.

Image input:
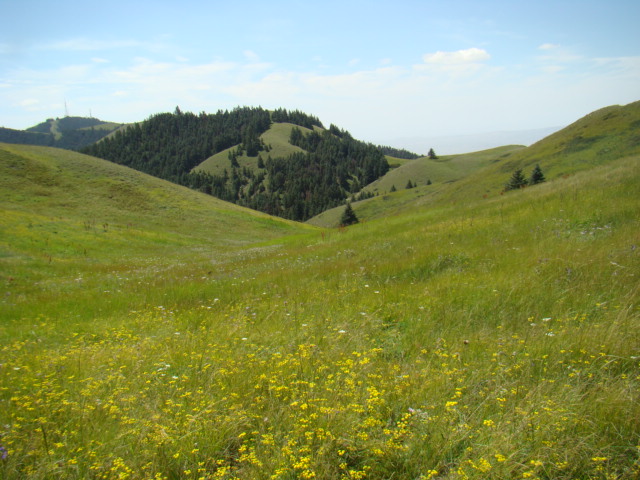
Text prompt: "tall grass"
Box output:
[[1, 144, 639, 479]]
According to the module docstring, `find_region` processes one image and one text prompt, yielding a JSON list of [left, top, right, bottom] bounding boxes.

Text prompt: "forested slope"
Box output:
[[83, 107, 389, 221]]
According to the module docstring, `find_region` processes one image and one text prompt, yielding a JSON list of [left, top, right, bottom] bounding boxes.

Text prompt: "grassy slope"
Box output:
[[192, 122, 311, 175], [0, 143, 311, 323], [310, 100, 640, 228], [1, 102, 639, 479], [366, 145, 525, 193], [309, 145, 525, 228]]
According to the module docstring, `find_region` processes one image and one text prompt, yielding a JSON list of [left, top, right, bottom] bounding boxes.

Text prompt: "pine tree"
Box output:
[[428, 148, 438, 159], [390, 185, 397, 192], [505, 169, 528, 191], [340, 202, 358, 226], [406, 180, 414, 189], [529, 164, 546, 185]]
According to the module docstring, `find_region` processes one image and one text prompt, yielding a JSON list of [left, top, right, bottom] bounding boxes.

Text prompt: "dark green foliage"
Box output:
[[504, 168, 528, 191], [84, 107, 389, 222], [378, 145, 420, 159], [426, 179, 432, 185], [428, 148, 438, 159], [340, 202, 358, 226], [228, 148, 241, 168], [529, 164, 546, 185], [271, 108, 323, 129], [406, 180, 415, 189], [504, 165, 546, 192], [390, 185, 397, 192], [83, 107, 272, 183], [257, 125, 388, 220], [0, 127, 52, 146]]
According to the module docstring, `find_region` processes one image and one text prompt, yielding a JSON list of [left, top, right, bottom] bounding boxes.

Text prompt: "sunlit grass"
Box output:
[[1, 143, 639, 478]]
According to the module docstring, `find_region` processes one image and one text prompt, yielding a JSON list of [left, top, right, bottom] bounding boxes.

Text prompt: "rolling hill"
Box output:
[[1, 101, 639, 479], [309, 100, 640, 227], [0, 141, 311, 323], [82, 107, 389, 221], [0, 116, 124, 150]]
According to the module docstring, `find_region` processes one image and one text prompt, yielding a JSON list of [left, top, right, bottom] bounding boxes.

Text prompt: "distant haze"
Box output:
[[386, 127, 562, 156]]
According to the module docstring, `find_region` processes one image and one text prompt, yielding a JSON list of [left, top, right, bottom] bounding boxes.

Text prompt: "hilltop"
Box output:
[[0, 116, 124, 150]]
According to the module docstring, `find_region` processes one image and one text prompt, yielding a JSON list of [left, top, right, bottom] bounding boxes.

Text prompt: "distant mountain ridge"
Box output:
[[0, 116, 124, 150]]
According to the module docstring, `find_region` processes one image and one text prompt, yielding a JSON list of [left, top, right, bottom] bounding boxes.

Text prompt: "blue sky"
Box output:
[[1, 0, 639, 151]]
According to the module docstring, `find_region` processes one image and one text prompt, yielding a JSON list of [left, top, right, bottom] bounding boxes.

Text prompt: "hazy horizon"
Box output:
[[2, 1, 638, 147]]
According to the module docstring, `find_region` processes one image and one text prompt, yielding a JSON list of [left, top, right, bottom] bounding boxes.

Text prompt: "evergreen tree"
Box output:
[[505, 169, 528, 191], [406, 180, 414, 189], [390, 185, 397, 192], [426, 179, 432, 185], [428, 148, 438, 159], [340, 202, 358, 226], [529, 164, 546, 185]]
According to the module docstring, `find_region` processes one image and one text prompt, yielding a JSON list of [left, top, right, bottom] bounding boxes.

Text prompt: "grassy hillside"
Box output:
[[0, 143, 310, 323], [365, 145, 525, 194], [192, 122, 312, 175], [310, 101, 640, 228], [308, 145, 525, 228], [1, 104, 639, 479]]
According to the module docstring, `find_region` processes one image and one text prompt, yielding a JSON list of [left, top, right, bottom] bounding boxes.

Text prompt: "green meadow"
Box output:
[[1, 102, 639, 480]]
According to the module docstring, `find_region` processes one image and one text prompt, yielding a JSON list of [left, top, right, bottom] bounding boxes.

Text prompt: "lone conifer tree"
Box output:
[[427, 148, 438, 159], [529, 164, 545, 185], [340, 202, 358, 226], [505, 169, 528, 191]]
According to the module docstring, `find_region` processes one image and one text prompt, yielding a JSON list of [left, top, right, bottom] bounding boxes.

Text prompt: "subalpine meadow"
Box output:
[[1, 101, 639, 479]]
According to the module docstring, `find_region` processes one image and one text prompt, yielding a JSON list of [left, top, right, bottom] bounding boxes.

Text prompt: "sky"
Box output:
[[1, 0, 639, 153]]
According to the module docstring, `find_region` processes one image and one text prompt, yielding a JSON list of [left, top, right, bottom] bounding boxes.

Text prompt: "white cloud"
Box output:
[[538, 43, 560, 50], [2, 45, 639, 139], [243, 50, 260, 62], [422, 47, 490, 65], [41, 38, 145, 52]]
